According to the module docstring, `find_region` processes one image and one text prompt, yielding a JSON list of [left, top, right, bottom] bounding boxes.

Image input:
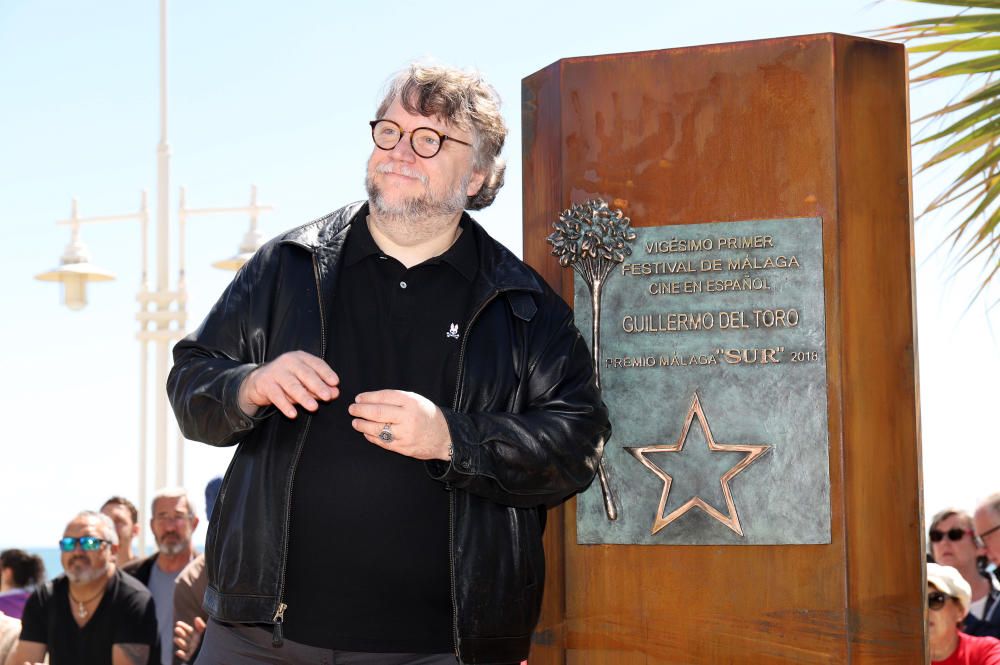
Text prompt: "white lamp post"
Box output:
[[33, 0, 271, 554], [35, 197, 134, 309]]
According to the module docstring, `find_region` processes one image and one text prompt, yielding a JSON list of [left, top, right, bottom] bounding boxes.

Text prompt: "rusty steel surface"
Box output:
[[521, 33, 923, 664]]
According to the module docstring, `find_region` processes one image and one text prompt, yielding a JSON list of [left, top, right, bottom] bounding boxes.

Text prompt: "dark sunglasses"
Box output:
[[929, 528, 971, 543], [928, 591, 949, 611], [58, 536, 109, 552]]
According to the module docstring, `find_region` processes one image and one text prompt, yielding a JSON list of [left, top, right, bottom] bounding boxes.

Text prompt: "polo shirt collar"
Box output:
[[343, 212, 478, 282], [342, 214, 381, 267]]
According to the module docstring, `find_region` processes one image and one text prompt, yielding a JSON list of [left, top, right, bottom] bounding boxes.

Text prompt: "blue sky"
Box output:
[[1, 0, 996, 550]]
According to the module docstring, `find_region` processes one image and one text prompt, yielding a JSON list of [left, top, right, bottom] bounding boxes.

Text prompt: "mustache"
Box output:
[[375, 162, 428, 184]]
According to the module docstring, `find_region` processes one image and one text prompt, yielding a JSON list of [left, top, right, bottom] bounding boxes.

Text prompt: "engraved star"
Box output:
[[624, 391, 771, 536]]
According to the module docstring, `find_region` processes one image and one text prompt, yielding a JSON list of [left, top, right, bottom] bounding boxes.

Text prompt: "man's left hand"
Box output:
[[349, 390, 451, 461]]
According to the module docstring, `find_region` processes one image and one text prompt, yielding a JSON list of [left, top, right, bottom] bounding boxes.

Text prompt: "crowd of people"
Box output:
[[0, 479, 219, 665], [0, 488, 996, 664], [927, 495, 1000, 663]]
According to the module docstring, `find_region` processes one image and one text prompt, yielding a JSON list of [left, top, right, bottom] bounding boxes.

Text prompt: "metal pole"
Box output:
[[250, 184, 259, 232], [154, 0, 171, 491], [139, 336, 149, 555], [178, 186, 187, 289], [138, 191, 150, 555], [39, 2, 263, 516], [176, 187, 187, 487]]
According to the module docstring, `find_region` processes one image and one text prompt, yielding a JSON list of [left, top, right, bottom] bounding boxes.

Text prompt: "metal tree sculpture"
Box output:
[[547, 199, 637, 521]]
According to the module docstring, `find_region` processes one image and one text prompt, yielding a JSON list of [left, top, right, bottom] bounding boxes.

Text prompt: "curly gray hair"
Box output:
[[376, 63, 507, 210]]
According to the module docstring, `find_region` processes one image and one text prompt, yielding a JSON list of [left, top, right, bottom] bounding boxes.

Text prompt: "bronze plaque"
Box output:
[[567, 212, 830, 545]]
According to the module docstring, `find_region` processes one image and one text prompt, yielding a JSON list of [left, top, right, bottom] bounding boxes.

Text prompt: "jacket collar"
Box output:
[[280, 201, 544, 296]]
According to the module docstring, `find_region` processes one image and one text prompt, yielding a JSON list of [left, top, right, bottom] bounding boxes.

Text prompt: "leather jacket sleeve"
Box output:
[[167, 241, 280, 447], [430, 291, 610, 509]]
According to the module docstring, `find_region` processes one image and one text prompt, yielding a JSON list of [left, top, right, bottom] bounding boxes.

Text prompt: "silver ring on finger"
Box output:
[[379, 423, 393, 443]]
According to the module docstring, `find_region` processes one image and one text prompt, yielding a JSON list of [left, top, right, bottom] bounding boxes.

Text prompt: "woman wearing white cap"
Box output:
[[929, 563, 1000, 663]]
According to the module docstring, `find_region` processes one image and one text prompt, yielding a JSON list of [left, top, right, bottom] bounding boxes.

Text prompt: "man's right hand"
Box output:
[[237, 351, 340, 418]]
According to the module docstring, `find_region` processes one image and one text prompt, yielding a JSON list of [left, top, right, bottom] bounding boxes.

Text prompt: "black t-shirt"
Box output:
[[281, 214, 477, 651], [19, 569, 160, 665]]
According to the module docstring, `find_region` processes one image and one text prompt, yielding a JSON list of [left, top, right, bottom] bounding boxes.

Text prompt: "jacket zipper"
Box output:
[[448, 288, 501, 660], [271, 254, 329, 646]]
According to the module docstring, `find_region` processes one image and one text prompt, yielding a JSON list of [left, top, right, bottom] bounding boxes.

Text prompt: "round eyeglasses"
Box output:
[[369, 119, 473, 159]]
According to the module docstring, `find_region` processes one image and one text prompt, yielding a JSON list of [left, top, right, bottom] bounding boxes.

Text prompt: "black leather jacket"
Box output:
[[167, 202, 609, 664]]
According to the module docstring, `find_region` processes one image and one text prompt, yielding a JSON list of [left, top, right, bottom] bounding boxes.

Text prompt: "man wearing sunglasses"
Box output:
[[928, 563, 1000, 664], [5, 511, 159, 665], [930, 509, 1000, 639], [168, 62, 608, 665]]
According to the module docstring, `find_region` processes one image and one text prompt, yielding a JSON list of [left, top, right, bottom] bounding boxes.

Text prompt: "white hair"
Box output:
[[69, 510, 118, 545], [151, 486, 198, 518], [981, 492, 1000, 516]]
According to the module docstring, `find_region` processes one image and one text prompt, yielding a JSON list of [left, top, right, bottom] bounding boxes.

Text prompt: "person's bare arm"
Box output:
[[111, 643, 150, 665], [4, 640, 45, 665]]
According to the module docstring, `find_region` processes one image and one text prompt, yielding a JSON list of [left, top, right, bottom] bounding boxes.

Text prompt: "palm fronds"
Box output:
[[881, 0, 1000, 297]]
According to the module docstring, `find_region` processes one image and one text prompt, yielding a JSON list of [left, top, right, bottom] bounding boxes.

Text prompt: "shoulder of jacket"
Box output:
[[122, 553, 157, 579], [508, 263, 572, 322], [122, 553, 153, 570], [466, 215, 552, 308], [466, 224, 572, 325], [228, 202, 363, 278], [274, 201, 366, 250], [177, 553, 206, 584]]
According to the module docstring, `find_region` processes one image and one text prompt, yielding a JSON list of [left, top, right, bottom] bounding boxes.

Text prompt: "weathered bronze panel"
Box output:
[[570, 217, 830, 545]]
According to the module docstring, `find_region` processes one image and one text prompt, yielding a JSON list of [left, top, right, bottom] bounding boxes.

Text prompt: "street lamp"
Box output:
[[33, 0, 272, 554], [35, 185, 271, 553], [183, 185, 270, 272], [35, 197, 141, 310]]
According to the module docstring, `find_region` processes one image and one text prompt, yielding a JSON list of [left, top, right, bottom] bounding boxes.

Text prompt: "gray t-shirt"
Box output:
[[149, 563, 182, 665]]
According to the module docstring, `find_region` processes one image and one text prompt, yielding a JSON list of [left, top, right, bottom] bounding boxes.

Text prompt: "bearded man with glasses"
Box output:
[[168, 62, 609, 665], [4, 511, 159, 665], [122, 488, 200, 665], [930, 508, 1000, 639]]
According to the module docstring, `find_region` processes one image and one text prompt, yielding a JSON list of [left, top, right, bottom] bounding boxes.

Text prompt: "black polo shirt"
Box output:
[[282, 214, 477, 651], [19, 569, 159, 665]]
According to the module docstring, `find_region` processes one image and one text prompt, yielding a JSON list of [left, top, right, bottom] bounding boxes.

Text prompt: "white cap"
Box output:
[[927, 563, 971, 615]]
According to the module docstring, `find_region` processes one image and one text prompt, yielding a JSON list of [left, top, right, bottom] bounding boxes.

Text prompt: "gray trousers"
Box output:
[[195, 619, 459, 665]]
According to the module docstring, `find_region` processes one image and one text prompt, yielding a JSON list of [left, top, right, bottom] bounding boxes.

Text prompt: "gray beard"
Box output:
[[66, 563, 106, 584], [364, 171, 470, 239], [157, 540, 189, 556]]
